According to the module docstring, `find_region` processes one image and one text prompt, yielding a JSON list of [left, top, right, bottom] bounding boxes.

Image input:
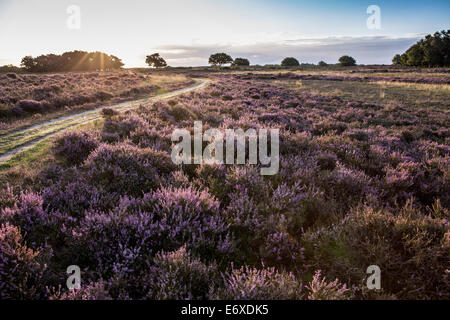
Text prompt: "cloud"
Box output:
[[153, 35, 423, 66]]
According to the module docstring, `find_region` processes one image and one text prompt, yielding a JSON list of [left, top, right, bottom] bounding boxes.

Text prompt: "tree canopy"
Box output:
[[281, 57, 300, 67], [20, 51, 124, 72], [392, 30, 450, 67], [338, 55, 356, 66], [232, 58, 250, 66], [208, 53, 233, 67], [146, 53, 168, 68]]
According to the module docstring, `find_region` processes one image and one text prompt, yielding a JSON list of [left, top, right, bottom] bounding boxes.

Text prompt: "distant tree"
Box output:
[[318, 61, 328, 67], [338, 55, 356, 66], [281, 57, 300, 67], [20, 51, 124, 72], [21, 56, 37, 72], [392, 30, 450, 67], [392, 54, 402, 66], [208, 53, 233, 67], [232, 58, 250, 66], [0, 65, 21, 73], [146, 53, 168, 68]]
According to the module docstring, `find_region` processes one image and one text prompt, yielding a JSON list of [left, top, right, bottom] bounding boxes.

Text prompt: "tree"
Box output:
[[338, 55, 356, 66], [208, 53, 233, 67], [21, 56, 37, 72], [318, 61, 328, 67], [392, 54, 402, 65], [232, 58, 250, 66], [20, 51, 124, 72], [281, 57, 300, 67], [146, 53, 167, 68], [392, 30, 450, 67]]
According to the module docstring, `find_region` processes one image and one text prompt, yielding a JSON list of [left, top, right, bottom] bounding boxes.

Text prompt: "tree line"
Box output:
[[146, 53, 357, 68], [393, 30, 450, 67], [5, 51, 359, 73], [20, 51, 124, 72]]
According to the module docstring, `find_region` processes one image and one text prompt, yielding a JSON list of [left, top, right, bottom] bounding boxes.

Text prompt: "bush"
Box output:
[[306, 270, 352, 300], [16, 100, 42, 113], [281, 57, 300, 67], [303, 203, 450, 299], [1, 192, 50, 247], [217, 265, 302, 300], [338, 56, 356, 66], [0, 223, 50, 299], [232, 58, 250, 66], [53, 130, 100, 165], [149, 246, 218, 299], [83, 143, 176, 196]]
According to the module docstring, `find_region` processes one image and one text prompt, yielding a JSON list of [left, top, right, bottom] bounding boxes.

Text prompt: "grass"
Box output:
[[0, 79, 208, 186], [0, 119, 103, 187], [277, 79, 450, 110], [0, 79, 205, 159], [0, 72, 193, 135]]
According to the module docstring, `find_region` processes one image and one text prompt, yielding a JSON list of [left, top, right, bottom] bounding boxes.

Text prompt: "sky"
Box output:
[[0, 0, 449, 67]]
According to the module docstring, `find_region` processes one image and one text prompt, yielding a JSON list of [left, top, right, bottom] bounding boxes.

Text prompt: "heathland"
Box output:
[[0, 65, 449, 300]]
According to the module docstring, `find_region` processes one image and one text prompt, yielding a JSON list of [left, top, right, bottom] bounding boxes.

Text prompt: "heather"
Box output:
[[232, 72, 450, 84], [0, 71, 192, 126], [0, 75, 449, 300]]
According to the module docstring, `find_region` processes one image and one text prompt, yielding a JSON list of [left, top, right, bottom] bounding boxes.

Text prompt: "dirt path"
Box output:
[[0, 79, 209, 164]]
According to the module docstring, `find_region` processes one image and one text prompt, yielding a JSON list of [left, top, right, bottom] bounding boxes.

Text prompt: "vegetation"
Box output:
[[1, 70, 448, 300], [146, 53, 168, 68], [232, 58, 250, 66], [281, 57, 300, 67], [318, 61, 328, 67], [208, 53, 233, 67], [392, 30, 450, 67], [0, 65, 22, 74], [20, 51, 124, 73], [338, 56, 356, 66], [0, 72, 193, 131]]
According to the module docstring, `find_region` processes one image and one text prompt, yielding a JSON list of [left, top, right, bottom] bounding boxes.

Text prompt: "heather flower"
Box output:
[[217, 265, 302, 300], [148, 246, 218, 300], [53, 130, 99, 164], [0, 223, 50, 299], [83, 143, 176, 196], [306, 270, 352, 300]]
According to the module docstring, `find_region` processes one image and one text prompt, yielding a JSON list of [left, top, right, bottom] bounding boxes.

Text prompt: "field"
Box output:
[[0, 67, 449, 300], [0, 71, 193, 133]]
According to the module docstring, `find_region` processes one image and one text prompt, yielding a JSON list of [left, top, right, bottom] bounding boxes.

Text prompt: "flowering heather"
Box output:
[[232, 72, 450, 84], [0, 71, 192, 124], [0, 74, 448, 300]]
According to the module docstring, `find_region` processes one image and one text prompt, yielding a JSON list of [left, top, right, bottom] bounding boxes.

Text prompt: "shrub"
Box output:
[[316, 152, 337, 171], [83, 143, 176, 196], [306, 270, 352, 300], [148, 246, 218, 299], [0, 223, 50, 299], [1, 192, 50, 247], [101, 107, 119, 118], [16, 100, 42, 113], [52, 281, 112, 300], [52, 130, 99, 164], [338, 55, 356, 66], [217, 265, 302, 300], [281, 57, 300, 67], [303, 203, 450, 299], [232, 58, 250, 66]]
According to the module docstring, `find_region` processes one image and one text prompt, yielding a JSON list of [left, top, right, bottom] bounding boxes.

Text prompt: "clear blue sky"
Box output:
[[0, 0, 449, 66]]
